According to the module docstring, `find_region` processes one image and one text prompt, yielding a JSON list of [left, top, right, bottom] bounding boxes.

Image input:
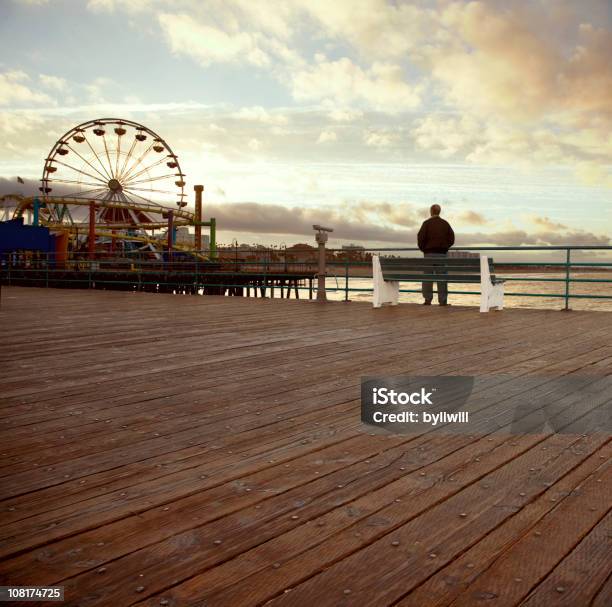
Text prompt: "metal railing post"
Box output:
[[209, 218, 217, 259], [195, 259, 199, 295], [564, 248, 571, 311], [344, 257, 349, 302], [194, 184, 203, 251]]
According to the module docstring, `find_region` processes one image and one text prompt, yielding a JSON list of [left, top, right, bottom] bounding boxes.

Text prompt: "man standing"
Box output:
[[417, 204, 455, 306]]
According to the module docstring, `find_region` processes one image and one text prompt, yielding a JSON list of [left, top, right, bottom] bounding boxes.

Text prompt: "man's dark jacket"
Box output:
[[417, 216, 455, 254]]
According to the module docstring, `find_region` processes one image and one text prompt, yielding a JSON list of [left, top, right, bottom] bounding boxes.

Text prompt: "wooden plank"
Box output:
[[17, 380, 604, 604], [4, 308, 602, 414], [1, 302, 524, 402], [1, 328, 604, 548], [1, 324, 608, 490], [131, 436, 602, 606], [443, 464, 611, 606], [591, 571, 612, 607], [1, 323, 604, 508], [2, 306, 597, 426], [397, 451, 610, 606], [0, 312, 568, 444], [1, 313, 591, 464], [0, 308, 537, 413], [519, 511, 611, 607], [123, 400, 610, 607], [0, 287, 610, 607]]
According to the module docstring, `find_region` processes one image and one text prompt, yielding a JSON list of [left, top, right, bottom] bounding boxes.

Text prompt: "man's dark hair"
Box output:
[[430, 204, 441, 216]]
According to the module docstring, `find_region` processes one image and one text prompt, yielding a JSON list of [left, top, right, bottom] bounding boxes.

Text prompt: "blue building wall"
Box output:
[[0, 218, 56, 255]]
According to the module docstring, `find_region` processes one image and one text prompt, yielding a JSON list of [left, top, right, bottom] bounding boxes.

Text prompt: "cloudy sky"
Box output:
[[0, 0, 610, 249]]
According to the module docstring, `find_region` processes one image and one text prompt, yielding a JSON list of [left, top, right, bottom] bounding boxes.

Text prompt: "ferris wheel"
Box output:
[[40, 118, 186, 225]]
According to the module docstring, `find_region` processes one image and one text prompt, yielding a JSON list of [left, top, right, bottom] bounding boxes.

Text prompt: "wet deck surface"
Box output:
[[0, 286, 610, 607]]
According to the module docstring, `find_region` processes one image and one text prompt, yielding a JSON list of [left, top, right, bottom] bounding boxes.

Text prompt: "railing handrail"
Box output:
[[327, 245, 612, 251], [2, 245, 611, 309], [2, 245, 612, 254]]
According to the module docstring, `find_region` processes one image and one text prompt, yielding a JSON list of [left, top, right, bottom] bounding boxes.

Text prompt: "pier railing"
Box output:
[[327, 246, 612, 310], [1, 245, 611, 309]]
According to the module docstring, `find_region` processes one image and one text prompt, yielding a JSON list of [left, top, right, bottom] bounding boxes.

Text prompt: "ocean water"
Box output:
[[323, 273, 612, 311]]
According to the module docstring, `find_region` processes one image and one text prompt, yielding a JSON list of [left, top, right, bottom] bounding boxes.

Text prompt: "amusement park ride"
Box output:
[[1, 118, 216, 259]]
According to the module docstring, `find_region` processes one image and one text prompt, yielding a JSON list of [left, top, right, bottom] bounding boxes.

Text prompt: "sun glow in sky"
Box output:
[[0, 0, 610, 248]]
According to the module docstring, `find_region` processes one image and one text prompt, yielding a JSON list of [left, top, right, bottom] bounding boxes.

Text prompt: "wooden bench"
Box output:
[[372, 255, 504, 312]]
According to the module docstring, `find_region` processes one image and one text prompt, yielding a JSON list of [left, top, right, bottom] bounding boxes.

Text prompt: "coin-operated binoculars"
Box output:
[[313, 224, 333, 302]]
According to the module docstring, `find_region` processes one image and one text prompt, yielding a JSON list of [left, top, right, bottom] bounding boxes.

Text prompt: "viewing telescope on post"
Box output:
[[313, 224, 333, 302]]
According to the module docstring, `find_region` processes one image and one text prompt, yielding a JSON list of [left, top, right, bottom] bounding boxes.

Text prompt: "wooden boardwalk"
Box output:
[[0, 286, 610, 607]]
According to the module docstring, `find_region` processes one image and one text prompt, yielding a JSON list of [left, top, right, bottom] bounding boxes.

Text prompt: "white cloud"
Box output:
[[527, 214, 567, 231], [291, 57, 421, 112], [412, 115, 482, 159], [0, 70, 52, 106], [158, 12, 270, 67], [229, 0, 295, 40], [427, 2, 612, 127], [4, 0, 612, 214], [233, 106, 288, 125], [39, 74, 67, 91], [327, 107, 363, 122], [363, 130, 397, 148], [457, 210, 489, 226], [575, 162, 612, 189], [0, 111, 44, 136], [301, 0, 437, 60], [86, 0, 156, 12], [84, 76, 114, 103], [317, 130, 337, 143]]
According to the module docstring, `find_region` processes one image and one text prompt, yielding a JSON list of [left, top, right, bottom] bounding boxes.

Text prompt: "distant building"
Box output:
[[342, 243, 365, 250], [287, 243, 315, 251], [0, 218, 56, 258], [174, 227, 210, 249], [286, 243, 317, 263], [448, 251, 479, 258]]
